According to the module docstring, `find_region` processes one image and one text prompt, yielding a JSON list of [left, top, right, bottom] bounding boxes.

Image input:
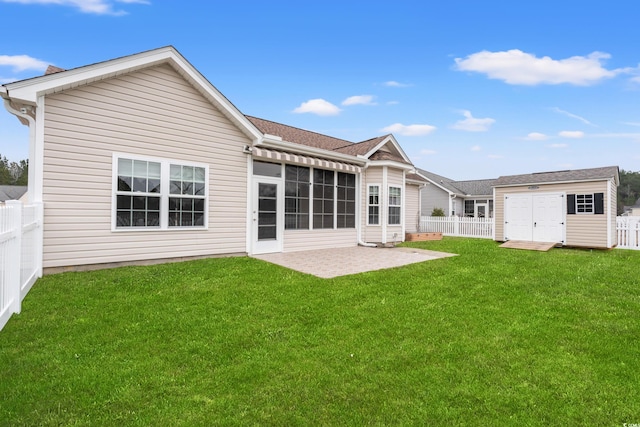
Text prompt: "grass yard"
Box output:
[[1, 238, 639, 426]]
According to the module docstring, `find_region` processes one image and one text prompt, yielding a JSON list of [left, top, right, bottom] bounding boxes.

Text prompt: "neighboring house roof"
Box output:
[[416, 168, 495, 197], [494, 166, 620, 187], [0, 185, 27, 201]]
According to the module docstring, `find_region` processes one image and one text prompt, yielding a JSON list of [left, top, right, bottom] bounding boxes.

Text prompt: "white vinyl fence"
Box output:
[[0, 200, 43, 332], [617, 216, 640, 250], [420, 216, 494, 239]]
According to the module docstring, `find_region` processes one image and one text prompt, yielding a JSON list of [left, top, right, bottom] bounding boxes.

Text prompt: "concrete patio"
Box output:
[[252, 246, 456, 278]]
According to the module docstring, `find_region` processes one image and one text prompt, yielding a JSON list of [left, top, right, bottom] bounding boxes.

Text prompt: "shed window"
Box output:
[[567, 193, 604, 215]]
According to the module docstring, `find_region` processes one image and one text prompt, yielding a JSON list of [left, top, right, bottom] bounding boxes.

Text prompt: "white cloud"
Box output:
[[451, 110, 495, 132], [559, 130, 584, 139], [548, 143, 568, 148], [455, 49, 628, 86], [488, 154, 504, 159], [470, 145, 481, 151], [0, 54, 49, 72], [525, 132, 549, 141], [384, 81, 410, 87], [0, 0, 150, 15], [292, 99, 341, 116], [341, 95, 376, 106], [420, 149, 437, 155], [381, 123, 436, 136], [551, 107, 594, 126]]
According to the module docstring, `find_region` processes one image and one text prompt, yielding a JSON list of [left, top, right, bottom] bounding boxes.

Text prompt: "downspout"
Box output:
[[3, 99, 36, 201], [357, 162, 377, 247]]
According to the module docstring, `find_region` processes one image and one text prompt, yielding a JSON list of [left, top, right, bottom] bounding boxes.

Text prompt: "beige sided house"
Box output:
[[494, 166, 619, 249], [1, 46, 426, 271]]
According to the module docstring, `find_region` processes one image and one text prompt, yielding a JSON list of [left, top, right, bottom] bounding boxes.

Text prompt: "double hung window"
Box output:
[[388, 186, 402, 225], [114, 155, 207, 230], [368, 185, 380, 225]]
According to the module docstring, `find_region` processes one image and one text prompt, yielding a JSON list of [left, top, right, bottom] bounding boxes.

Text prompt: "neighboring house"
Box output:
[[494, 166, 619, 249], [622, 198, 640, 216], [0, 185, 28, 202], [416, 169, 495, 218], [1, 46, 426, 271]]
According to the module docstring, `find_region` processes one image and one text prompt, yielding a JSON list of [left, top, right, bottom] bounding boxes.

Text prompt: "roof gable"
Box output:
[[2, 46, 262, 142]]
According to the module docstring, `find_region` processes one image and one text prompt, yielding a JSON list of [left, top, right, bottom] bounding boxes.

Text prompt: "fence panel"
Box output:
[[617, 216, 640, 250], [0, 201, 43, 332], [420, 216, 494, 239]]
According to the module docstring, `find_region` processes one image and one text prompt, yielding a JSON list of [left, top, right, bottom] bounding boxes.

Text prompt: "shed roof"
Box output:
[[494, 166, 620, 187]]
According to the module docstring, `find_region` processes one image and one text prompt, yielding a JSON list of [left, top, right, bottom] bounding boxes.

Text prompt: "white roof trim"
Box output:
[[363, 135, 411, 163], [2, 46, 262, 142]]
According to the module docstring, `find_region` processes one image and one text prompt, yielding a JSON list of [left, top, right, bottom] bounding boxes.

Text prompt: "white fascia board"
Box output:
[[415, 172, 457, 195], [494, 178, 611, 188], [367, 159, 415, 171], [363, 135, 411, 163], [257, 138, 367, 165]]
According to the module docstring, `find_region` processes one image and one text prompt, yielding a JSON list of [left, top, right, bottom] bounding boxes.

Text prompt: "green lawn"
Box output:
[[2, 238, 639, 426]]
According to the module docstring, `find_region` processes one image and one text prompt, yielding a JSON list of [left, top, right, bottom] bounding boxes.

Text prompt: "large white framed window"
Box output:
[[388, 186, 402, 225], [113, 154, 208, 230], [367, 184, 380, 225]]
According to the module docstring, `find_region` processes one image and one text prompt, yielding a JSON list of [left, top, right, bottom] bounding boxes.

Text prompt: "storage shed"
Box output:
[[494, 166, 619, 249]]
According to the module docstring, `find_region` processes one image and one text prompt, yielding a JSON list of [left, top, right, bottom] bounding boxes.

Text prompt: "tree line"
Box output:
[[0, 155, 28, 186], [619, 169, 640, 214]]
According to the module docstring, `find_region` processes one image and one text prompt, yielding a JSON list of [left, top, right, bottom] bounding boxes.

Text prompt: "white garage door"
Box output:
[[505, 193, 565, 243]]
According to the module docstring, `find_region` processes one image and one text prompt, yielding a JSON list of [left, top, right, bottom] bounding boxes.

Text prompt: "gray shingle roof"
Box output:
[[417, 168, 495, 196], [494, 166, 619, 187], [246, 116, 412, 165], [0, 186, 27, 201]]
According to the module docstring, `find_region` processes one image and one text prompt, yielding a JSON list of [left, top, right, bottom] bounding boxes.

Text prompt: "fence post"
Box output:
[[5, 200, 22, 315], [454, 216, 459, 236], [33, 201, 44, 279]]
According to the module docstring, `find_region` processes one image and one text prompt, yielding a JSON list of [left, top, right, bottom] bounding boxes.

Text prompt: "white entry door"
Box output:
[[252, 178, 283, 254], [505, 193, 565, 243]]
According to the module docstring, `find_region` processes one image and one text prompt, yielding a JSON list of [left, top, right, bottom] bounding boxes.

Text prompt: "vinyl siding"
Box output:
[[405, 183, 421, 233], [420, 185, 451, 216], [42, 64, 252, 268], [609, 178, 618, 247], [362, 167, 383, 243], [386, 168, 404, 243], [283, 229, 357, 252], [494, 180, 611, 248]]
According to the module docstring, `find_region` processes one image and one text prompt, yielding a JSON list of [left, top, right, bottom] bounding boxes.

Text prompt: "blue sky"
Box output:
[[1, 0, 639, 180]]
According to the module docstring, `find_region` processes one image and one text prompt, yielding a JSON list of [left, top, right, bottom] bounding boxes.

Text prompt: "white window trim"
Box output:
[[388, 185, 402, 226], [575, 193, 595, 214], [367, 183, 381, 226], [112, 153, 209, 231]]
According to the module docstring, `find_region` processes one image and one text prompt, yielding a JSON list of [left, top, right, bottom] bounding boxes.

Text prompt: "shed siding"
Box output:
[[609, 178, 618, 247], [495, 180, 611, 248], [283, 229, 357, 252], [405, 183, 421, 233], [420, 185, 451, 216], [42, 64, 252, 268]]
